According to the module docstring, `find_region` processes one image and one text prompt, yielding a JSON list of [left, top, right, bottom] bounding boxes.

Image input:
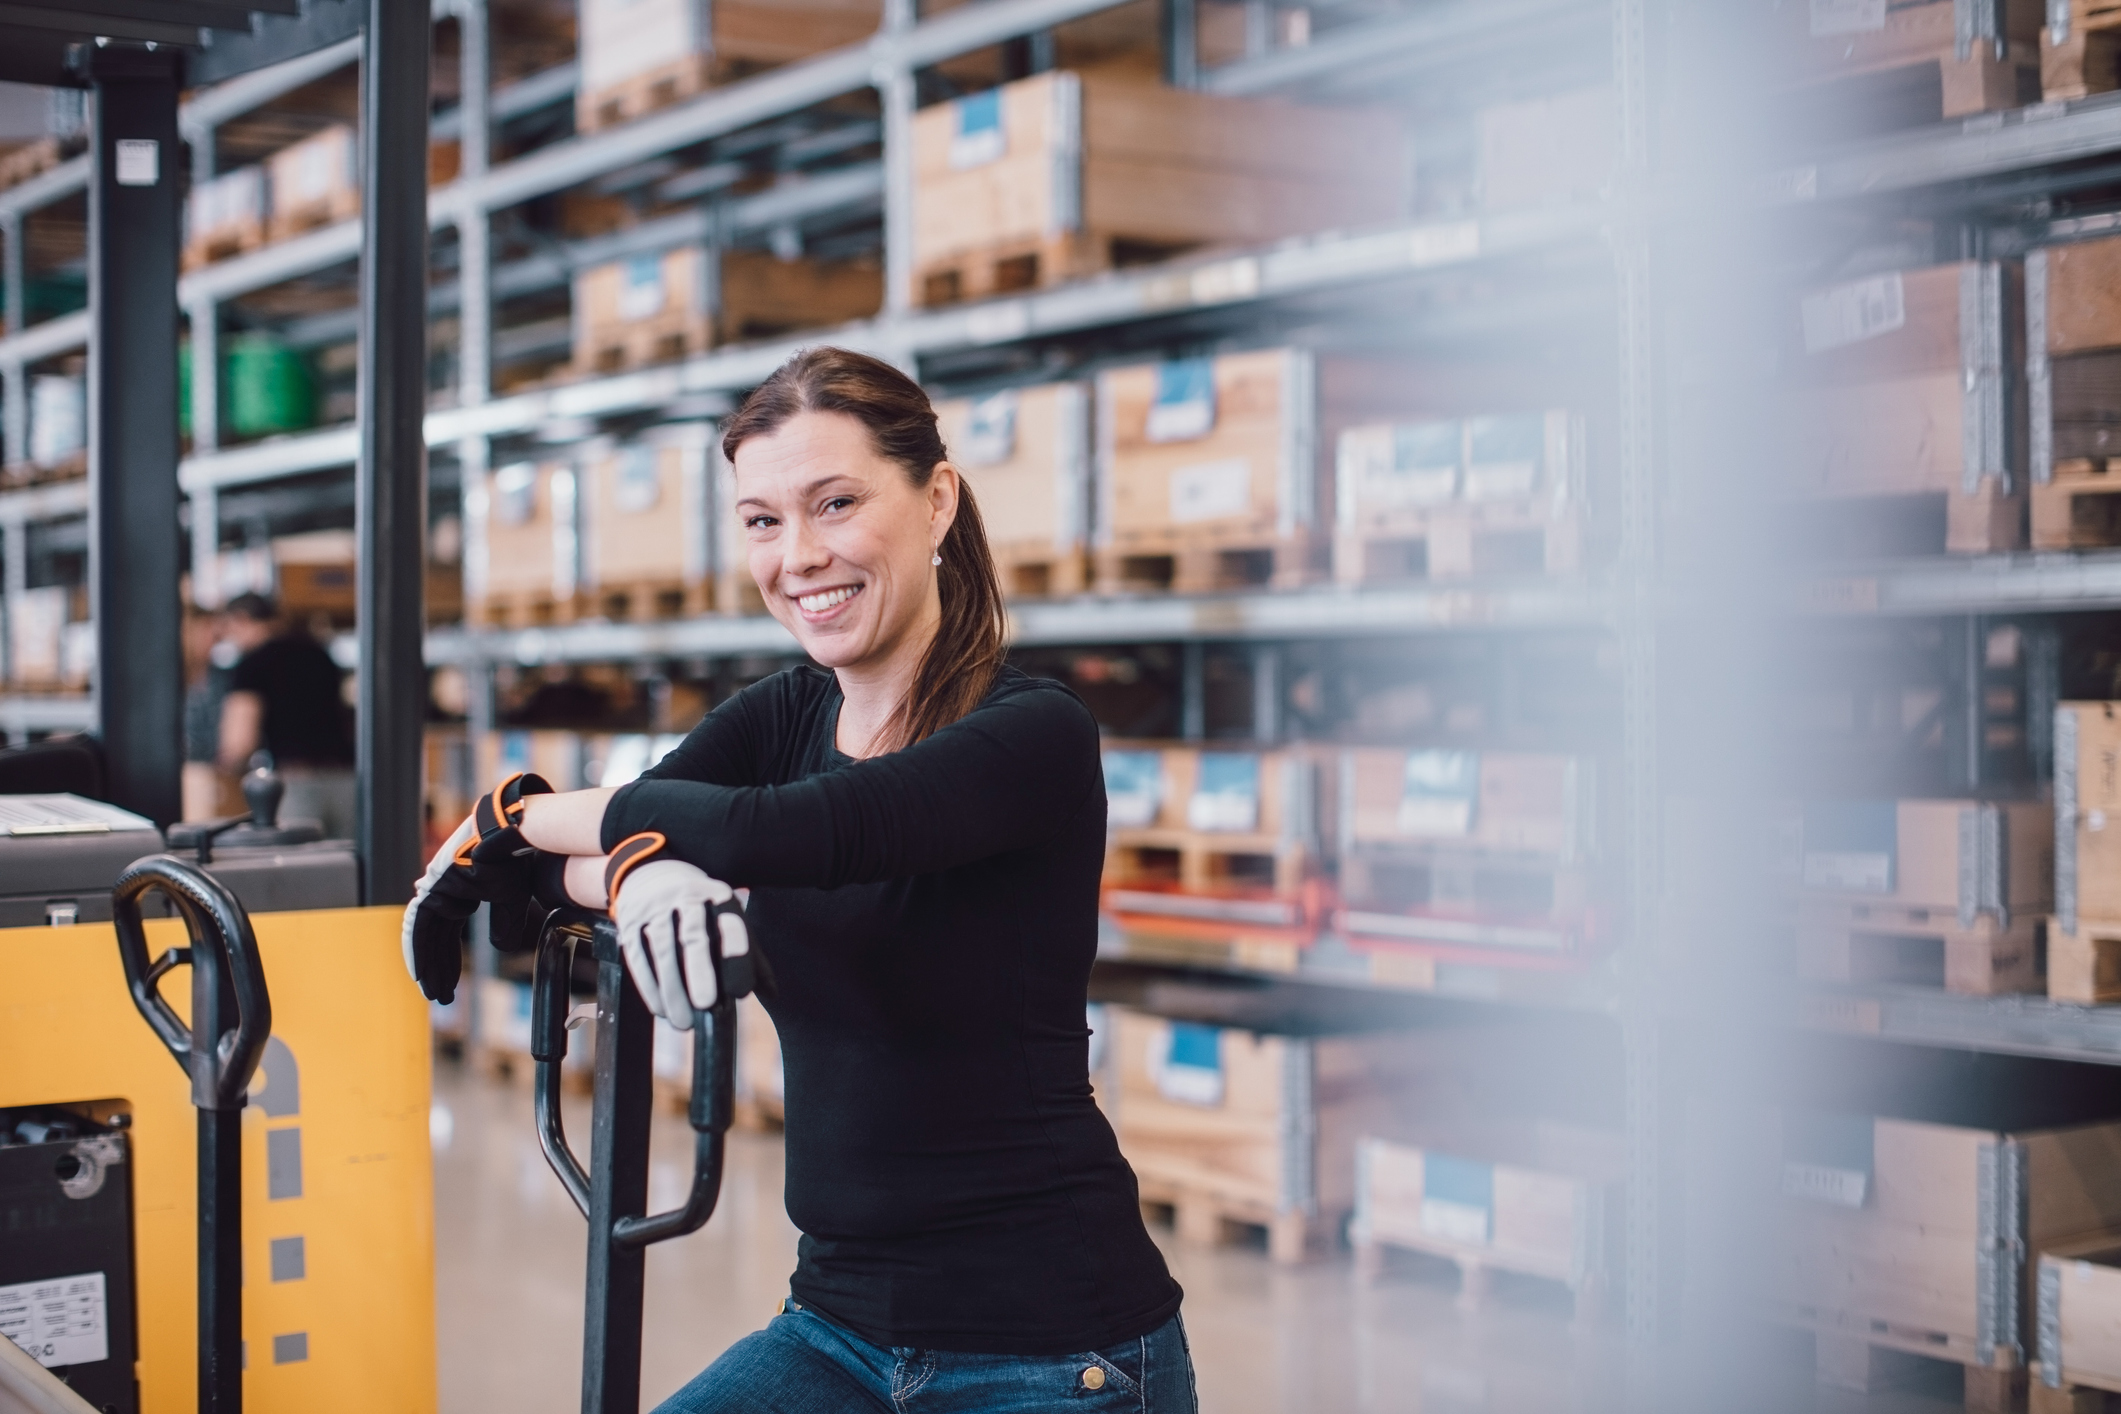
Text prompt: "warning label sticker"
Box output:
[[0, 1271, 108, 1369]]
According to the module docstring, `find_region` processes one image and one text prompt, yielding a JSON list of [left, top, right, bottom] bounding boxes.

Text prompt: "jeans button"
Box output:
[[1082, 1365, 1105, 1390]]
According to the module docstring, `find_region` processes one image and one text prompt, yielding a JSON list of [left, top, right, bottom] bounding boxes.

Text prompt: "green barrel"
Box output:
[[225, 334, 316, 438]]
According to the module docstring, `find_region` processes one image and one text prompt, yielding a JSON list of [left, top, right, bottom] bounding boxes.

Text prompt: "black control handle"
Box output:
[[531, 908, 734, 1249], [112, 856, 273, 1112]]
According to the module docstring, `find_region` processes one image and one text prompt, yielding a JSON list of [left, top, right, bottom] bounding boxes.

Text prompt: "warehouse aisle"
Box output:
[[430, 1061, 1952, 1414]]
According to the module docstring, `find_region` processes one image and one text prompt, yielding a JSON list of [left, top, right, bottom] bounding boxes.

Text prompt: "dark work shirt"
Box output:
[[229, 634, 353, 767], [604, 665, 1182, 1355]]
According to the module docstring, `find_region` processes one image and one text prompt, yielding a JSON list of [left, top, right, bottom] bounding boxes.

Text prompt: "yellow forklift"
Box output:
[[0, 0, 442, 1408]]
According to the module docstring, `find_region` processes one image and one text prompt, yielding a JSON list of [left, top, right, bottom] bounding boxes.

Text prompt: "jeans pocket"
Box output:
[[1064, 1347, 1144, 1402]]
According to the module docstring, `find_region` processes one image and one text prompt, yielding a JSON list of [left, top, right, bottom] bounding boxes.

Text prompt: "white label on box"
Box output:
[[1187, 790, 1258, 832], [1802, 850, 1892, 893], [949, 91, 1007, 170], [0, 1271, 109, 1369], [1418, 1198, 1491, 1245], [1462, 460, 1538, 501], [618, 255, 667, 320], [1169, 458, 1252, 524], [115, 139, 158, 187], [1810, 0, 1886, 35], [1781, 1161, 1869, 1208], [1800, 273, 1905, 354]]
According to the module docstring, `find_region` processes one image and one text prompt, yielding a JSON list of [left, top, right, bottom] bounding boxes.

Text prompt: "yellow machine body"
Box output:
[[0, 905, 435, 1413]]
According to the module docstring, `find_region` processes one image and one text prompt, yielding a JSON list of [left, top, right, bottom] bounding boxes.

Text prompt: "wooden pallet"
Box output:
[[465, 587, 583, 630], [0, 454, 86, 490], [2031, 1374, 2112, 1414], [1352, 1231, 1606, 1318], [2050, 917, 2121, 1005], [1788, 0, 2042, 124], [1093, 530, 1328, 595], [578, 53, 718, 135], [267, 188, 359, 243], [1136, 1174, 1337, 1265], [917, 230, 1151, 307], [2034, 460, 2121, 550], [0, 137, 60, 194], [474, 1042, 593, 1095], [181, 217, 267, 272], [581, 578, 712, 624], [2044, 0, 2121, 100], [1806, 1329, 2026, 1414], [1335, 512, 1581, 584], [992, 541, 1090, 598], [1106, 830, 1309, 900], [573, 311, 713, 378], [1797, 903, 2043, 995], [652, 1074, 783, 1132]]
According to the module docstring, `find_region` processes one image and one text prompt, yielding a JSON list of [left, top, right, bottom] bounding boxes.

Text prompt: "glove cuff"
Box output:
[[474, 772, 554, 841], [603, 832, 667, 911], [532, 851, 574, 909]]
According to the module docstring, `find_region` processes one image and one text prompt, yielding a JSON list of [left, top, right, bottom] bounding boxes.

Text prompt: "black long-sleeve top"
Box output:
[[603, 664, 1182, 1354]]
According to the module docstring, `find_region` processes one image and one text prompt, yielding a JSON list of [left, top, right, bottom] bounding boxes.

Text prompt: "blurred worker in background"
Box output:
[[216, 591, 356, 839]]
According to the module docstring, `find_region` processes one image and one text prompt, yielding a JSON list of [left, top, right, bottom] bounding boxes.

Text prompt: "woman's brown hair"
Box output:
[[721, 347, 1007, 753]]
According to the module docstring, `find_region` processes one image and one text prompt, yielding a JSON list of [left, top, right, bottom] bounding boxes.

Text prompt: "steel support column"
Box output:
[[1162, 0, 1198, 88], [88, 48, 184, 824], [357, 0, 434, 904], [878, 0, 918, 317]]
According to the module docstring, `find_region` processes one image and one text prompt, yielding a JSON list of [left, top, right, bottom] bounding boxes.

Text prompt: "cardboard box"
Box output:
[[1775, 1112, 2121, 1369], [576, 0, 881, 130], [1783, 262, 2022, 548], [1351, 1136, 1608, 1297], [934, 382, 1091, 595], [577, 426, 715, 616], [467, 460, 578, 624], [2057, 703, 2121, 929], [911, 67, 1404, 302]]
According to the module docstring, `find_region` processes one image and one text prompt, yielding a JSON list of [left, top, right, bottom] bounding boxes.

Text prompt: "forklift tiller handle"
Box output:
[[531, 910, 734, 1250], [113, 857, 273, 1112]]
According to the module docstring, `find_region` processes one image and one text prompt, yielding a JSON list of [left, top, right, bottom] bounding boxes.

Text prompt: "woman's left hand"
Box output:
[[609, 857, 760, 1027]]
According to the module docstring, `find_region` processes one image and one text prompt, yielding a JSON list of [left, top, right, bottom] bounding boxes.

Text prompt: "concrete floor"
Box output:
[[430, 1061, 1961, 1414]]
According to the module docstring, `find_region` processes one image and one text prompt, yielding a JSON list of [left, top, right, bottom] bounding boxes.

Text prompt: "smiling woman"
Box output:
[[721, 346, 1008, 760], [399, 347, 1198, 1413]]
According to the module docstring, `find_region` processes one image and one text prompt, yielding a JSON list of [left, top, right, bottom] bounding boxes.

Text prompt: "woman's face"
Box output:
[[734, 409, 959, 675]]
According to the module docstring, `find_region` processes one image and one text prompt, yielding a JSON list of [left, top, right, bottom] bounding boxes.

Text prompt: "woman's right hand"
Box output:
[[401, 772, 556, 1003]]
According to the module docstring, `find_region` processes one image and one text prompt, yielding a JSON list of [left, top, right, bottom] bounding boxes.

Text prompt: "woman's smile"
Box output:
[[794, 583, 865, 620]]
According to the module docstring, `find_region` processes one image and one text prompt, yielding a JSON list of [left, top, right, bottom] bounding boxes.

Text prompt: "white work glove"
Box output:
[[605, 833, 760, 1029]]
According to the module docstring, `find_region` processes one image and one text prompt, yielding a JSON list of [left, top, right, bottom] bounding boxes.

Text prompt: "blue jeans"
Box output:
[[653, 1302, 1198, 1413]]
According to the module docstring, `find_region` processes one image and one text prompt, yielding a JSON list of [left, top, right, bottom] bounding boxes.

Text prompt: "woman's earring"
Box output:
[[931, 553, 942, 566]]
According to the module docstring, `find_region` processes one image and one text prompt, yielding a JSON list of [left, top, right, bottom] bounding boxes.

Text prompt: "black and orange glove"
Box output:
[[399, 772, 556, 1004]]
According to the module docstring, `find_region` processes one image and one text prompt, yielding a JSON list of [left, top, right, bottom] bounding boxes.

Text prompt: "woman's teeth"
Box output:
[[799, 585, 860, 613]]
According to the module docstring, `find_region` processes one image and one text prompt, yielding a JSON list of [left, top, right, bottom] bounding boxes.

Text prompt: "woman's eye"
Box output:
[[744, 515, 777, 530], [823, 496, 856, 513]]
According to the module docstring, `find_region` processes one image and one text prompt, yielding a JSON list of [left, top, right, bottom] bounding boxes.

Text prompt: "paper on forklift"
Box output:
[[0, 906, 435, 1413]]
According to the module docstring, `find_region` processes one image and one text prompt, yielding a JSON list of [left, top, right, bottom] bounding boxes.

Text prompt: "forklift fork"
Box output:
[[530, 910, 735, 1414]]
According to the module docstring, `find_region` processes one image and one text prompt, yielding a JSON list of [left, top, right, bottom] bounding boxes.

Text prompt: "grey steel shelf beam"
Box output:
[[429, 59, 577, 141], [1777, 91, 2121, 203], [423, 580, 1612, 667], [274, 163, 884, 350], [1799, 986, 2121, 1068], [166, 206, 1601, 493], [1797, 551, 2121, 616], [1201, 0, 1600, 97], [431, 0, 1160, 223], [179, 32, 363, 143], [0, 694, 97, 735]]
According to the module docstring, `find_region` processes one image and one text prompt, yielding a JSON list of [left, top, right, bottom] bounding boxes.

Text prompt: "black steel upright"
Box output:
[[112, 858, 273, 1414], [356, 0, 433, 904], [87, 48, 184, 826]]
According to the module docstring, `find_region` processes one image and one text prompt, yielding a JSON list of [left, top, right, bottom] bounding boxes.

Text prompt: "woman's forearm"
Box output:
[[563, 853, 610, 909], [516, 786, 619, 857]]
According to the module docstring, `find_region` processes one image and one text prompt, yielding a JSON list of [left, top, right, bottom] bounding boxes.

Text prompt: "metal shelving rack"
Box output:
[[0, 0, 1696, 1357]]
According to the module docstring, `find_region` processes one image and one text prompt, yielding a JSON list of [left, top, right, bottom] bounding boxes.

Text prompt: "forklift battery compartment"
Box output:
[[0, 902, 434, 1412], [0, 1108, 139, 1413]]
